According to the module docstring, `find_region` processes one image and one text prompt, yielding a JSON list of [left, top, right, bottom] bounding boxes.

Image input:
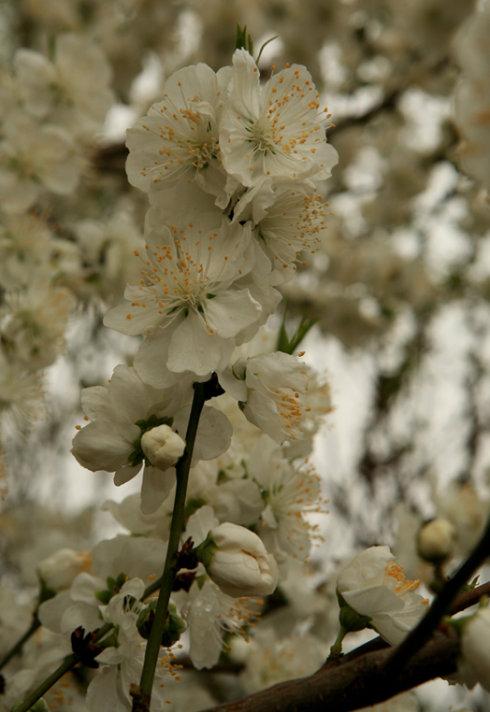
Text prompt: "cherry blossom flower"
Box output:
[[104, 220, 271, 380], [245, 436, 323, 563], [336, 546, 428, 645], [200, 522, 279, 598], [126, 63, 235, 205], [37, 548, 92, 592], [219, 49, 338, 187], [221, 350, 332, 451], [458, 605, 490, 692], [14, 34, 113, 137], [0, 114, 84, 214], [72, 365, 231, 512]]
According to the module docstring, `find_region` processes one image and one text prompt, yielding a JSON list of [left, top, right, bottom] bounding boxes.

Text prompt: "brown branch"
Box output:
[[205, 633, 459, 712], [203, 576, 490, 712], [92, 142, 128, 175], [328, 55, 450, 141], [328, 87, 402, 140], [450, 581, 490, 614]]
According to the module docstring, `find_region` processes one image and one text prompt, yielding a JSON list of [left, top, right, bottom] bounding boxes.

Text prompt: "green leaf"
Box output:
[[276, 310, 317, 354], [235, 24, 254, 55]]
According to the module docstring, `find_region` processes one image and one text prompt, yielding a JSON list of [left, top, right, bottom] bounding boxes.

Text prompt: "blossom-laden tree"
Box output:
[[0, 2, 489, 712]]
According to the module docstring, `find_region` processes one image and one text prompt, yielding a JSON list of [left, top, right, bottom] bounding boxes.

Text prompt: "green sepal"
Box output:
[[29, 700, 50, 712], [235, 25, 254, 55], [96, 573, 127, 604], [38, 578, 56, 604], [184, 497, 206, 522], [194, 536, 218, 570], [137, 601, 186, 647], [337, 594, 371, 632]]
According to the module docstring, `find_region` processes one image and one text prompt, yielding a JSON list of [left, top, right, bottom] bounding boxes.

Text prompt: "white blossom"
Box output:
[[221, 350, 331, 451], [0, 114, 84, 214], [104, 220, 271, 380], [245, 435, 323, 562], [238, 627, 326, 694], [0, 284, 75, 370], [15, 34, 113, 137], [187, 459, 264, 527], [72, 364, 231, 513], [336, 546, 428, 645], [126, 62, 234, 204], [37, 548, 92, 592], [185, 578, 255, 669], [436, 481, 488, 556], [203, 522, 278, 598], [74, 208, 145, 301], [252, 183, 330, 280], [0, 214, 78, 291], [459, 606, 490, 692], [0, 349, 44, 425], [219, 49, 338, 187]]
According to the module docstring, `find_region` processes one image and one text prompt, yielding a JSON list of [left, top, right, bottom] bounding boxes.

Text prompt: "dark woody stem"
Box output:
[[0, 615, 41, 671], [131, 377, 219, 712]]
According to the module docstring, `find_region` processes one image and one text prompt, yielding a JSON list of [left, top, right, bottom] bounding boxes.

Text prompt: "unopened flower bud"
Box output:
[[141, 424, 185, 470], [38, 548, 91, 592], [199, 522, 278, 598], [417, 518, 456, 564]]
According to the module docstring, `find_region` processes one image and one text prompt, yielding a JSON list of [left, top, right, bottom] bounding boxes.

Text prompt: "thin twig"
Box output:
[[131, 378, 212, 711], [0, 616, 41, 671]]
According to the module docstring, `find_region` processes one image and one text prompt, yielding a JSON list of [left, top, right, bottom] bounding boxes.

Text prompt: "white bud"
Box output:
[[205, 522, 278, 598], [417, 518, 456, 563], [38, 548, 91, 591], [461, 607, 490, 691], [141, 424, 185, 470]]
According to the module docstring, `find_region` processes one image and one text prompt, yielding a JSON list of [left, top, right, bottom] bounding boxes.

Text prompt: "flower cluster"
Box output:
[[0, 29, 114, 427], [51, 46, 338, 710]]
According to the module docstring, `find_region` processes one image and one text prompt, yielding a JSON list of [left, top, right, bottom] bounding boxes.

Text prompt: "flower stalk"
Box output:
[[0, 615, 41, 671], [131, 376, 218, 712]]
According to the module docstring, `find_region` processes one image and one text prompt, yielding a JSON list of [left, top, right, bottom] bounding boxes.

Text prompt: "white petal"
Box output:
[[114, 465, 140, 486], [203, 289, 261, 338], [167, 313, 230, 376], [86, 668, 122, 712], [72, 422, 131, 472], [194, 406, 232, 461], [185, 504, 219, 545], [134, 332, 178, 389], [103, 301, 161, 336], [141, 465, 175, 514], [92, 534, 166, 581]]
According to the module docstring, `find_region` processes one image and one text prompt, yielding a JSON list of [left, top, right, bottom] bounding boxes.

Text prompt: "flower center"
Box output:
[[246, 120, 275, 155], [385, 562, 420, 595]]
